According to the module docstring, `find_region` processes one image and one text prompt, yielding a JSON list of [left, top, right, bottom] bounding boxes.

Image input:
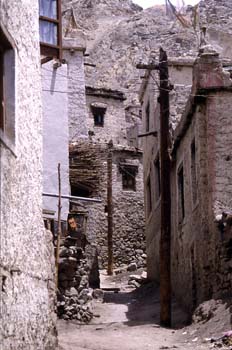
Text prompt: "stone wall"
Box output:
[[86, 88, 128, 146], [63, 34, 88, 142], [112, 149, 146, 269], [171, 53, 232, 313], [140, 63, 192, 281], [141, 48, 232, 313], [69, 87, 145, 271], [70, 142, 146, 270], [0, 1, 56, 348]]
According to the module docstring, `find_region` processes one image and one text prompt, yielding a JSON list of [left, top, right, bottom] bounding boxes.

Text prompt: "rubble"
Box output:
[[57, 241, 94, 323], [127, 262, 137, 272]]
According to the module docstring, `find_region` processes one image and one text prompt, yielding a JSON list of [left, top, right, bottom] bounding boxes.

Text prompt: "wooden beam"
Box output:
[[159, 48, 172, 327], [107, 141, 113, 276]]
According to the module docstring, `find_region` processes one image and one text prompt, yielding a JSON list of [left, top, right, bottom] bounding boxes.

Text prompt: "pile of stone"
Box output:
[[128, 271, 147, 288], [57, 237, 93, 323]]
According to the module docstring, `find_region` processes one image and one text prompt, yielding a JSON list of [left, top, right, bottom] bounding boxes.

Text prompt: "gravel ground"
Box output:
[[58, 270, 231, 350]]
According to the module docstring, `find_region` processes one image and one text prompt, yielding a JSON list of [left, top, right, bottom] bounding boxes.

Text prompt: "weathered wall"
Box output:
[[42, 62, 69, 221], [141, 63, 192, 281], [63, 35, 88, 141], [112, 149, 146, 268], [86, 92, 128, 146], [69, 88, 146, 270], [141, 51, 232, 313], [171, 105, 208, 311], [205, 91, 232, 299], [170, 53, 232, 313], [70, 142, 146, 269], [0, 1, 56, 349], [171, 90, 232, 312]]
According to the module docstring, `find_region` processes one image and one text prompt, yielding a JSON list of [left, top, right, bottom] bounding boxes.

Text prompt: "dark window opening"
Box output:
[[145, 101, 150, 132], [121, 166, 137, 191], [0, 26, 15, 143], [154, 155, 161, 202], [178, 165, 185, 223], [39, 0, 62, 59], [91, 106, 106, 127], [71, 184, 91, 198], [0, 51, 4, 131], [146, 176, 152, 215], [191, 139, 197, 205]]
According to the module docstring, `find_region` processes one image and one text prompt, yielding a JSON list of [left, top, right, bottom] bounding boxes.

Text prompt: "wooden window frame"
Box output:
[[0, 26, 15, 147], [191, 139, 197, 206], [146, 175, 152, 215], [154, 154, 161, 202], [121, 166, 137, 192], [0, 29, 11, 132], [39, 0, 62, 60], [0, 49, 4, 131], [145, 101, 150, 132], [177, 164, 185, 224], [91, 106, 106, 127]]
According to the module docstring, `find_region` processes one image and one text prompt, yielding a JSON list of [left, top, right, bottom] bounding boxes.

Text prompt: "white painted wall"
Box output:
[[42, 61, 70, 221]]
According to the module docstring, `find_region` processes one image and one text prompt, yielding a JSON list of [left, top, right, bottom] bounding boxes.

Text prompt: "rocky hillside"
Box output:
[[62, 0, 232, 104]]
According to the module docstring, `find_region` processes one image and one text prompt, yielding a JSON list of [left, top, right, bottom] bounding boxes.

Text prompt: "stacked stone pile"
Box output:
[[57, 238, 93, 323]]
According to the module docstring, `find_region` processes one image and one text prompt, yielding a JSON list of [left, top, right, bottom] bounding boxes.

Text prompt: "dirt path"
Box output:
[[58, 270, 230, 350]]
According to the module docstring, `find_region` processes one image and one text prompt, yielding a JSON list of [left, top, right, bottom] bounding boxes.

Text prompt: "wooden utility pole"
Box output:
[[159, 48, 172, 327], [107, 141, 113, 275], [56, 163, 62, 289]]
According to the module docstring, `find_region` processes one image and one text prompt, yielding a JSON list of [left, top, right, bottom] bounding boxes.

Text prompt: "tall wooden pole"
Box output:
[[107, 141, 113, 275], [159, 48, 172, 327], [56, 163, 62, 289]]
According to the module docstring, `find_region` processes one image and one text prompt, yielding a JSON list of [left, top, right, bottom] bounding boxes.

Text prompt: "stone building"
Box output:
[[139, 58, 193, 282], [70, 86, 145, 269], [139, 47, 232, 313], [0, 1, 57, 348]]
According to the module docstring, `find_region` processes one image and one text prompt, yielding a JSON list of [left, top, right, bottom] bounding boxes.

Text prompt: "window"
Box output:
[[154, 155, 161, 202], [0, 50, 4, 130], [146, 175, 152, 215], [121, 165, 137, 191], [145, 101, 150, 132], [191, 139, 197, 205], [178, 165, 185, 223], [0, 26, 15, 145], [39, 0, 62, 59], [91, 106, 106, 127], [71, 183, 91, 198]]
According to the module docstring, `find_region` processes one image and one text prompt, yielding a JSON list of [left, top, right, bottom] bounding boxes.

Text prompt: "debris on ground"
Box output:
[[57, 240, 93, 323], [127, 262, 137, 272], [210, 330, 232, 348]]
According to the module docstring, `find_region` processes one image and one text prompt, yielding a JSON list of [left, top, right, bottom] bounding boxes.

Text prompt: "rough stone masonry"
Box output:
[[0, 1, 57, 349]]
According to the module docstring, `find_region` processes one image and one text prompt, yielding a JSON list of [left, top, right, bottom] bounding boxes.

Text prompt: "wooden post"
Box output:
[[159, 48, 172, 327], [56, 163, 62, 289], [107, 141, 113, 275]]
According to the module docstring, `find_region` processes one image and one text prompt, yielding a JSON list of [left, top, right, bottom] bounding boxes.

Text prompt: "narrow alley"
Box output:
[[1, 0, 232, 349], [58, 270, 231, 350]]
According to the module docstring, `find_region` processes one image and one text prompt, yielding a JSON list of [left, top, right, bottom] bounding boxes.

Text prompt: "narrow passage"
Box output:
[[58, 270, 214, 350]]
